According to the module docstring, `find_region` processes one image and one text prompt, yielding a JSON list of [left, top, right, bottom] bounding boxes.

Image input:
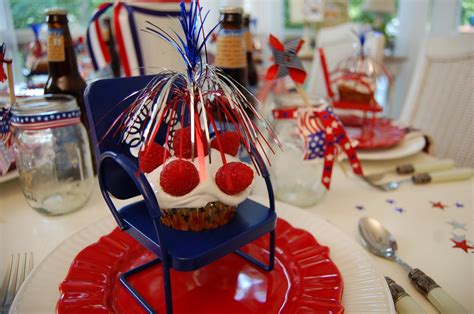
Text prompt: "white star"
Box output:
[[331, 121, 338, 128], [326, 127, 333, 134], [352, 163, 359, 168], [326, 154, 334, 161], [344, 143, 351, 149], [446, 219, 467, 230], [323, 177, 330, 183]]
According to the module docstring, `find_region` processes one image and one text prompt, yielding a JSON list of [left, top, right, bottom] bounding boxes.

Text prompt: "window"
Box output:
[[11, 0, 103, 30]]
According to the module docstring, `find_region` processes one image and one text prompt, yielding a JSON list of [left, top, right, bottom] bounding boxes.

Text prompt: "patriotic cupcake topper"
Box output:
[[263, 34, 363, 189], [105, 0, 279, 179]]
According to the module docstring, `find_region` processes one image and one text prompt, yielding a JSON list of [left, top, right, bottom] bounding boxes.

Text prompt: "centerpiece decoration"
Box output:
[[104, 0, 279, 231]]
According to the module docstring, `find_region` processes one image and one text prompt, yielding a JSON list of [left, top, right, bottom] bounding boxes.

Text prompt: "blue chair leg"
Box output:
[[234, 230, 275, 271], [120, 258, 173, 314]]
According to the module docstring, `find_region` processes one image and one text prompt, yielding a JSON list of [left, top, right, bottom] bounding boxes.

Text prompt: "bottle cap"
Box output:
[[220, 0, 243, 10], [220, 7, 244, 14], [45, 8, 68, 16]]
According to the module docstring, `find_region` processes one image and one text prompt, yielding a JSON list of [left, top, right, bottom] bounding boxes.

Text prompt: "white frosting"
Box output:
[[339, 78, 375, 94], [146, 149, 255, 209]]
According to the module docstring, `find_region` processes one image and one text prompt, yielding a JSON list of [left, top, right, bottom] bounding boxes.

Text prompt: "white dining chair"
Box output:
[[399, 34, 474, 167], [306, 22, 385, 98]]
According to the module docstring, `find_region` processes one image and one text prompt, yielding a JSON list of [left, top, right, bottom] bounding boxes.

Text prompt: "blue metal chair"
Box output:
[[84, 75, 277, 314]]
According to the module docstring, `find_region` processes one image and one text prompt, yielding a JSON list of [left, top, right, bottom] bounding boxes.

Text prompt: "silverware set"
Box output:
[[362, 159, 474, 191], [359, 217, 467, 314], [0, 253, 34, 314]]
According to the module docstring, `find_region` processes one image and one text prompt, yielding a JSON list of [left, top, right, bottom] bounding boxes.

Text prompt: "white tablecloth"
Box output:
[[1, 152, 473, 313]]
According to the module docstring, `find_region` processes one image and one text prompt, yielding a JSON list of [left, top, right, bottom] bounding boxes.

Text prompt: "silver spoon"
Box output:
[[358, 217, 467, 314]]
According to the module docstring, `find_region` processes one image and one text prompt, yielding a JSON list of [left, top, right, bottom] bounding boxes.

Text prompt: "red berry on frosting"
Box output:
[[173, 126, 208, 159], [138, 143, 170, 173], [215, 162, 254, 195], [160, 160, 200, 196], [210, 131, 241, 156]]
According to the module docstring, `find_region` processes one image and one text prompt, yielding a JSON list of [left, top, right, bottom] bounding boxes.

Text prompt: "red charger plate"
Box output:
[[57, 218, 344, 313], [339, 115, 406, 150]]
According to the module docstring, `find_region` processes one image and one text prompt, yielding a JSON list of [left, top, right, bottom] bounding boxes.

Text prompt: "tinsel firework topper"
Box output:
[[263, 34, 363, 189], [106, 0, 279, 179]]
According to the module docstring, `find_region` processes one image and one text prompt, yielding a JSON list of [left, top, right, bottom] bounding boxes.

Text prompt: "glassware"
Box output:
[[270, 104, 326, 207], [11, 95, 94, 215]]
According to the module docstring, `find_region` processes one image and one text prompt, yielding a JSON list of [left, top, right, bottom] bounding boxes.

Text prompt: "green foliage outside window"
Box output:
[[10, 0, 104, 29], [460, 0, 474, 26]]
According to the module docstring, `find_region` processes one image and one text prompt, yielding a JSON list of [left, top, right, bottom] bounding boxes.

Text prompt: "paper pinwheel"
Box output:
[[265, 35, 307, 84], [0, 43, 8, 83]]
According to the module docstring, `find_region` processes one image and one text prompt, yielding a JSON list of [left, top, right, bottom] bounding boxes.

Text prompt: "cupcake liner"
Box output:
[[160, 202, 236, 231]]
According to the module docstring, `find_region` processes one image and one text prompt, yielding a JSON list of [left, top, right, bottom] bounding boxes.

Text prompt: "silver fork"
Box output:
[[0, 253, 34, 313]]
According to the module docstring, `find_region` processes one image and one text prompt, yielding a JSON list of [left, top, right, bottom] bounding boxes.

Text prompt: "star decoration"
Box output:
[[455, 202, 464, 208], [386, 199, 395, 204], [431, 201, 447, 210], [451, 239, 474, 253], [451, 233, 466, 242], [356, 205, 364, 211], [265, 35, 306, 84], [446, 219, 467, 231], [394, 207, 405, 213]]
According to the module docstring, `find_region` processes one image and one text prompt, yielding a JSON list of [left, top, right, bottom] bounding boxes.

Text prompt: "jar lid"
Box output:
[[10, 95, 81, 130], [12, 94, 78, 117]]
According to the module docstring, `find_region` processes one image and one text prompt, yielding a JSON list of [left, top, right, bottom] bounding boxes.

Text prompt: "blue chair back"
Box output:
[[84, 75, 165, 199]]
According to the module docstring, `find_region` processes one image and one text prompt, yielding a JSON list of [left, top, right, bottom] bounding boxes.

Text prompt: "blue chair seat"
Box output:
[[120, 199, 277, 271]]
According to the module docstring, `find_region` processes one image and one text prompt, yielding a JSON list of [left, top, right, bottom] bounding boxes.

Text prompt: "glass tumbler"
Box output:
[[11, 95, 94, 215], [270, 106, 326, 208]]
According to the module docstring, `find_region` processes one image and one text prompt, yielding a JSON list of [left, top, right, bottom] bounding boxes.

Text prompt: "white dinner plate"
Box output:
[[356, 131, 426, 161], [0, 169, 19, 184], [11, 198, 395, 313]]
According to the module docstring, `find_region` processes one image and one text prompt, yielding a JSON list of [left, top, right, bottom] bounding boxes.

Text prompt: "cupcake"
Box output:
[[337, 77, 375, 104], [141, 128, 255, 231]]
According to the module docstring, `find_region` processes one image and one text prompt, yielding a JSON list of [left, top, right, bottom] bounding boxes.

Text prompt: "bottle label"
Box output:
[[215, 29, 246, 69], [47, 29, 65, 62], [243, 28, 252, 52]]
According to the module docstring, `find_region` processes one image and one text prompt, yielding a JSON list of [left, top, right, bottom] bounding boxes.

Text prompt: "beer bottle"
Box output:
[[44, 8, 95, 171], [215, 7, 248, 88], [243, 14, 258, 87], [44, 9, 87, 126]]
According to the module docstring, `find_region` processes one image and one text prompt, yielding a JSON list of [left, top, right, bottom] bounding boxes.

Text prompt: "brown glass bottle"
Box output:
[[44, 8, 95, 171], [215, 7, 248, 88], [243, 14, 258, 87]]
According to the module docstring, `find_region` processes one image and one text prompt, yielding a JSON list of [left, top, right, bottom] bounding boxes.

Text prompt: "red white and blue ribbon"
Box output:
[[297, 105, 363, 189], [86, 2, 113, 72], [10, 109, 81, 130], [86, 2, 183, 77]]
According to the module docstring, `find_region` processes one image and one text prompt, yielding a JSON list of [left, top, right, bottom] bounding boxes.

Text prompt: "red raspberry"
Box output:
[[173, 126, 208, 159], [210, 131, 241, 156], [160, 160, 200, 196], [138, 143, 170, 173], [215, 162, 254, 195]]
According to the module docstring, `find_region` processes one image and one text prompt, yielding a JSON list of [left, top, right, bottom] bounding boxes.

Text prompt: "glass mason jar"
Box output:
[[11, 95, 94, 215], [270, 106, 326, 207]]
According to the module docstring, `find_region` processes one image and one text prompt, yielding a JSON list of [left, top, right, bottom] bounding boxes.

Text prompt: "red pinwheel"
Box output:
[[0, 43, 8, 83], [265, 35, 307, 84]]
